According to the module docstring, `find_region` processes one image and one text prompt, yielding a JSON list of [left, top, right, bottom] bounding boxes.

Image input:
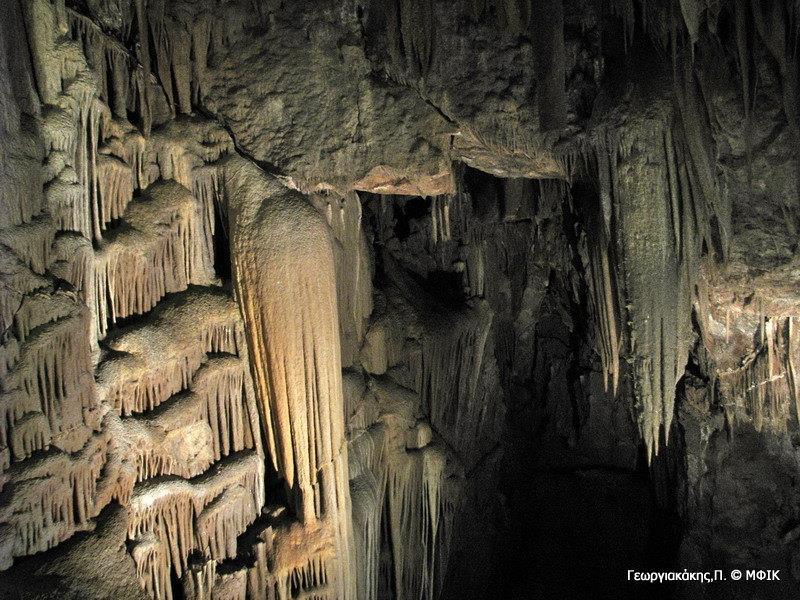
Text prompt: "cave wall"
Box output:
[[1, 0, 800, 599]]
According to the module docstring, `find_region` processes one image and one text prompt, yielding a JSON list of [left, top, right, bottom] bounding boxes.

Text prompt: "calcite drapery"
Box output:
[[225, 157, 357, 599]]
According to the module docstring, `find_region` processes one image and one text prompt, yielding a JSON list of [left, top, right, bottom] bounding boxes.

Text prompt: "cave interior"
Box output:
[[1, 1, 800, 599]]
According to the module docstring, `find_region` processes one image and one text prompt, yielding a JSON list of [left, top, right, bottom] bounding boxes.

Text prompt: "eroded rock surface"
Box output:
[[2, 1, 800, 599]]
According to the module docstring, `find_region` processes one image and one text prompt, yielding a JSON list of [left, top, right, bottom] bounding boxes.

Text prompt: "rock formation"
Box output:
[[2, 1, 800, 599]]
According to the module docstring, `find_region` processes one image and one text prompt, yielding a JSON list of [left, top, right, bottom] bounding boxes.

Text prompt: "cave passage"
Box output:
[[2, 1, 800, 599]]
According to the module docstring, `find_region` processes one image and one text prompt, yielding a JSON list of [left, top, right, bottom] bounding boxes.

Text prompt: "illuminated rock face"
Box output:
[[3, 1, 800, 599], [224, 158, 357, 598]]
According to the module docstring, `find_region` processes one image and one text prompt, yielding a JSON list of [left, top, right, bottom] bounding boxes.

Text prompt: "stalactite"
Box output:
[[129, 490, 197, 578], [132, 534, 173, 600], [0, 217, 56, 277], [183, 558, 216, 600], [191, 165, 221, 282], [101, 355, 256, 499], [145, 10, 191, 117], [0, 274, 48, 383], [0, 435, 107, 567], [581, 182, 621, 395], [460, 241, 486, 298], [134, 0, 153, 136], [349, 430, 384, 600], [3, 0, 266, 585], [224, 156, 355, 598], [385, 445, 456, 600], [38, 81, 109, 243], [0, 0, 45, 231], [98, 288, 245, 415], [718, 317, 796, 433], [50, 234, 93, 300], [195, 485, 257, 560], [312, 192, 373, 367], [127, 451, 264, 590], [97, 324, 260, 515], [21, 0, 62, 106], [235, 513, 337, 600], [531, 0, 566, 130], [101, 393, 213, 503], [124, 2, 238, 124], [346, 377, 465, 600], [586, 46, 721, 460], [191, 356, 255, 461], [75, 97, 108, 242], [595, 117, 703, 459], [50, 234, 99, 346], [672, 48, 728, 257], [414, 304, 501, 467], [383, 0, 435, 78], [45, 170, 81, 233], [95, 154, 134, 229], [149, 120, 233, 193], [10, 289, 82, 345], [430, 195, 454, 244], [66, 8, 132, 118], [1, 300, 96, 459], [92, 180, 214, 339], [0, 137, 45, 231]]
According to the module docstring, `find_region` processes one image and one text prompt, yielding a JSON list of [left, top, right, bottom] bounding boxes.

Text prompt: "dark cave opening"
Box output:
[[392, 196, 431, 241], [490, 258, 682, 600], [213, 199, 232, 282], [363, 167, 684, 600]]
